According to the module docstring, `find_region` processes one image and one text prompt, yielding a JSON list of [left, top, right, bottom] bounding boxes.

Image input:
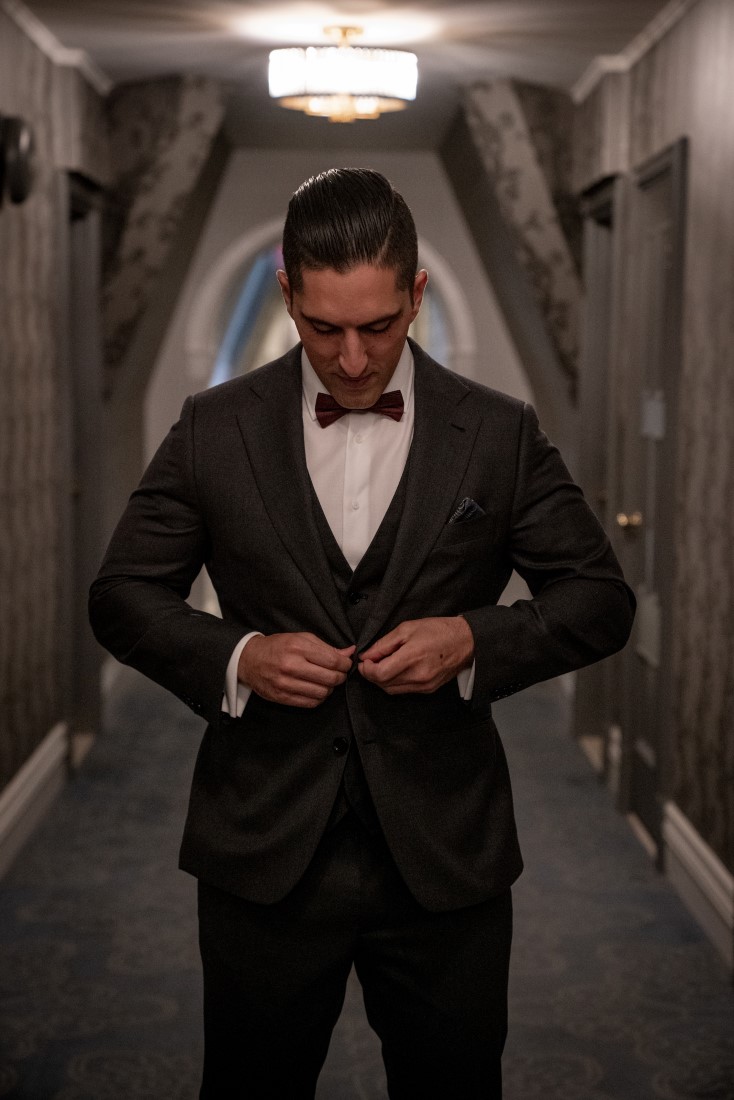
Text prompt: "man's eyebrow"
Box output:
[[302, 309, 403, 329]]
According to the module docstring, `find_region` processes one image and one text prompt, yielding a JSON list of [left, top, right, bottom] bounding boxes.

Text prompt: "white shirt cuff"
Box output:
[[457, 660, 476, 701], [222, 632, 262, 717]]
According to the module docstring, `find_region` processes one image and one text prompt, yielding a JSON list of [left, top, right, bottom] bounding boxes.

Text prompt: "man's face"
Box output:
[[277, 263, 428, 409]]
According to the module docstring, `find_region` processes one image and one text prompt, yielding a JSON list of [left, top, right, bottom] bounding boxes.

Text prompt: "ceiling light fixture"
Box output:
[[268, 26, 418, 123]]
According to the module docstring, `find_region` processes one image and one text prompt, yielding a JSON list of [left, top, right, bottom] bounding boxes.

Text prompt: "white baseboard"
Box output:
[[662, 800, 734, 970], [627, 811, 658, 860], [606, 723, 623, 799], [579, 734, 604, 773], [557, 670, 576, 699], [101, 654, 124, 695], [0, 722, 68, 880]]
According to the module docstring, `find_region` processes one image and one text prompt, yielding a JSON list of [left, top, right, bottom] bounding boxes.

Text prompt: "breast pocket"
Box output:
[[433, 512, 501, 552]]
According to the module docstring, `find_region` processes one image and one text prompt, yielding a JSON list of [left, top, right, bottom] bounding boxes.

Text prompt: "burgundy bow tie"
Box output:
[[314, 390, 404, 429]]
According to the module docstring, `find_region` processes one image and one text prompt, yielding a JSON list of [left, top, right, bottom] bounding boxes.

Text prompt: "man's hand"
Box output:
[[238, 633, 355, 708], [358, 616, 475, 695]]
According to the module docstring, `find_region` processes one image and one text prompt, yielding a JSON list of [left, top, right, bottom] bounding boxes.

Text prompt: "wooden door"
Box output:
[[574, 178, 621, 772], [615, 140, 687, 852]]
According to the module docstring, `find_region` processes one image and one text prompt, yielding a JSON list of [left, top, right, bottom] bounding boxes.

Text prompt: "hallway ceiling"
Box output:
[[22, 0, 671, 148]]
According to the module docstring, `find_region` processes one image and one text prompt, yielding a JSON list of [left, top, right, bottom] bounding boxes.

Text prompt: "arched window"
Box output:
[[208, 244, 451, 388]]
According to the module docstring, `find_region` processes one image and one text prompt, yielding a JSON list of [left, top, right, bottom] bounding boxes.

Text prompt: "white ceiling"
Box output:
[[21, 0, 671, 148]]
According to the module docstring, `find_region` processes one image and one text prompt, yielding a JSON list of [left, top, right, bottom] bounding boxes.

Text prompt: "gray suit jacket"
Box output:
[[89, 340, 634, 910]]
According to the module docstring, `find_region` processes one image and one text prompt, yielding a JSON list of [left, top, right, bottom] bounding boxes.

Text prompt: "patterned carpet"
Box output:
[[0, 668, 732, 1099]]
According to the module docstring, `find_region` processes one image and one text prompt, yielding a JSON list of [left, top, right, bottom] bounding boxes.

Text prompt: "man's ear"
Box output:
[[411, 269, 428, 317], [276, 270, 293, 315]]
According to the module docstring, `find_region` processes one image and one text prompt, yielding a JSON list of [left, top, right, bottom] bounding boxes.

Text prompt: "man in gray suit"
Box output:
[[90, 168, 634, 1098]]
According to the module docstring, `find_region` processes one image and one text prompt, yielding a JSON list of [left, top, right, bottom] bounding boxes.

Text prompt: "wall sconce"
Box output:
[[0, 116, 36, 206]]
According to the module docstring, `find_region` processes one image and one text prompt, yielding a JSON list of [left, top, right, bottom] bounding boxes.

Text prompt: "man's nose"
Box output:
[[338, 331, 368, 376]]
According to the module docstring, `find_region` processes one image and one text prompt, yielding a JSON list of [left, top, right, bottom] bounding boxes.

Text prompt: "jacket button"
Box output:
[[332, 736, 349, 756], [347, 590, 366, 604]]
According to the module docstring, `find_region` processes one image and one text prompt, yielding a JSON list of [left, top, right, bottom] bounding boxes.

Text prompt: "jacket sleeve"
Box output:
[[88, 395, 246, 725], [462, 402, 635, 707]]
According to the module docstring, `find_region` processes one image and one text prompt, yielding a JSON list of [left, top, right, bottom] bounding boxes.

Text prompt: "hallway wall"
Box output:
[[0, 10, 108, 794], [98, 75, 229, 544], [575, 0, 734, 874]]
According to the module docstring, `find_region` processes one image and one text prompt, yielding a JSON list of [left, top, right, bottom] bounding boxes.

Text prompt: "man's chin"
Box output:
[[332, 388, 380, 410]]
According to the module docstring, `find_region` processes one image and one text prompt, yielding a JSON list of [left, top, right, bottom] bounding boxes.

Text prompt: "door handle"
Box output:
[[616, 511, 643, 529]]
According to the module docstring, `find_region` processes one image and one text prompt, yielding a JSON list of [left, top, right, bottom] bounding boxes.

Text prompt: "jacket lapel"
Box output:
[[357, 342, 482, 648], [235, 346, 353, 643]]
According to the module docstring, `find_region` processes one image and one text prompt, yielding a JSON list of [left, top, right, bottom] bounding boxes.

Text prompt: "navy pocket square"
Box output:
[[448, 497, 486, 524]]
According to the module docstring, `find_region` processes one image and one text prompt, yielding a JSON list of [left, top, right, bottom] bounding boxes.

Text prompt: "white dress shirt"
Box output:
[[223, 342, 474, 715]]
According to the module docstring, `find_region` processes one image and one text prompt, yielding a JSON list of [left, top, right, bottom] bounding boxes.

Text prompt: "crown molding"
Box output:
[[1, 0, 113, 96], [572, 0, 700, 103], [571, 55, 628, 104]]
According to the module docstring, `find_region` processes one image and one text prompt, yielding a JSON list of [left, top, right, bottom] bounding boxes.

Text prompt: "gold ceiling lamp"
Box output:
[[268, 26, 418, 123]]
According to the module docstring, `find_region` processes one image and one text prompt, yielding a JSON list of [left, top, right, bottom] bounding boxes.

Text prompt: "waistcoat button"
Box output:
[[332, 736, 349, 756]]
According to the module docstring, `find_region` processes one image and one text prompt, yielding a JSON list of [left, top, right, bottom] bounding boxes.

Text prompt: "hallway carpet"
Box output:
[[0, 668, 732, 1099]]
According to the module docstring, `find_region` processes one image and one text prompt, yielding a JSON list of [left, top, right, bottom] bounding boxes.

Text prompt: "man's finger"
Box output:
[[359, 629, 405, 664], [359, 658, 423, 694], [358, 657, 387, 684], [359, 650, 413, 683], [278, 642, 353, 681], [360, 657, 419, 685], [299, 637, 355, 673], [275, 675, 335, 700]]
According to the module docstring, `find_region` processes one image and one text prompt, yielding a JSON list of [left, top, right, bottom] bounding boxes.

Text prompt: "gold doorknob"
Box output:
[[616, 511, 643, 529]]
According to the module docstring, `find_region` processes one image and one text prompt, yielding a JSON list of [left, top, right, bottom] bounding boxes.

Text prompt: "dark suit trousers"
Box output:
[[197, 812, 512, 1099]]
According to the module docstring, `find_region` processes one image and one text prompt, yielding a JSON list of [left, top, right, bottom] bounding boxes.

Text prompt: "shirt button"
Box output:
[[351, 501, 360, 510], [332, 737, 349, 756], [354, 433, 364, 444]]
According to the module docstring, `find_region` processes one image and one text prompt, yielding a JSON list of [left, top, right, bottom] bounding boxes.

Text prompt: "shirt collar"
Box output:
[[301, 341, 415, 422]]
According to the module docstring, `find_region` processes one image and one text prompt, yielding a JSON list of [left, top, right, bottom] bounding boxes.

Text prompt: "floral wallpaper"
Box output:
[[103, 75, 226, 376], [465, 80, 582, 397], [513, 80, 582, 274]]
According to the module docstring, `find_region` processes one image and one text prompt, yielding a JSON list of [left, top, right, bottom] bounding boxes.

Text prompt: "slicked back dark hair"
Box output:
[[282, 168, 418, 294]]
